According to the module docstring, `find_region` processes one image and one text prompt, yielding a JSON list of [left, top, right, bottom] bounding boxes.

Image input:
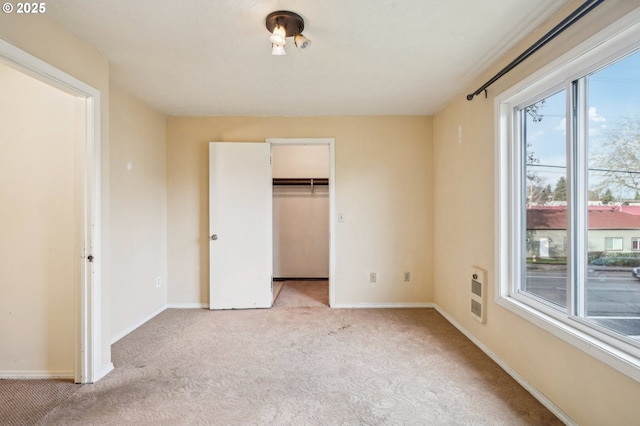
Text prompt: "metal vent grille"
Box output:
[[470, 267, 486, 323], [471, 299, 482, 318], [471, 279, 482, 297]]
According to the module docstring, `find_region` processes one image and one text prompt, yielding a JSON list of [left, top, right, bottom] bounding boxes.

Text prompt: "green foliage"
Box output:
[[588, 251, 604, 263], [601, 188, 614, 204], [554, 176, 567, 201], [590, 251, 640, 267]]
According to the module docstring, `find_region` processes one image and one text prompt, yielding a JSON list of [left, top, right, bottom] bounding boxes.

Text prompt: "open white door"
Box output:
[[209, 142, 273, 309], [0, 39, 103, 383]]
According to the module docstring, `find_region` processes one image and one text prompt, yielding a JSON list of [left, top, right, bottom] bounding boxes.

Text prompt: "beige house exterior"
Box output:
[[527, 207, 640, 258]]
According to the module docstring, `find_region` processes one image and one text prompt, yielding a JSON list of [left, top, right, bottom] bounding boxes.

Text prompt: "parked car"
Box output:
[[633, 267, 640, 280]]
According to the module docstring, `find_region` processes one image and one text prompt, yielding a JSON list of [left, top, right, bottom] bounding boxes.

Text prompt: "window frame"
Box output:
[[604, 237, 624, 251], [496, 10, 640, 383], [632, 237, 640, 251]]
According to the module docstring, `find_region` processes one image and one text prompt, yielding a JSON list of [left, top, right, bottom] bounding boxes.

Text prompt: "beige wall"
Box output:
[[0, 14, 112, 376], [0, 63, 76, 375], [167, 116, 433, 306], [272, 145, 330, 179], [110, 88, 167, 340], [6, 8, 638, 421], [433, 1, 640, 424]]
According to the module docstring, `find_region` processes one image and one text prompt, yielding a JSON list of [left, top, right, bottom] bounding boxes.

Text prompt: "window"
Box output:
[[523, 90, 568, 310], [604, 237, 623, 251], [497, 13, 640, 382]]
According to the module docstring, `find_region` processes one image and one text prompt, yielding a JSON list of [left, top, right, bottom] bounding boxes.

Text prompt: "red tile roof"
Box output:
[[598, 205, 640, 216], [527, 208, 640, 230]]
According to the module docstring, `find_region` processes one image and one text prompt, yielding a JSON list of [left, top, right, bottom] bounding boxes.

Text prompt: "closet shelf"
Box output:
[[273, 178, 328, 186]]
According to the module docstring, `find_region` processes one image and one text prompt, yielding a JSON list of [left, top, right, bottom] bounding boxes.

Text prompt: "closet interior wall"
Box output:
[[272, 145, 329, 279]]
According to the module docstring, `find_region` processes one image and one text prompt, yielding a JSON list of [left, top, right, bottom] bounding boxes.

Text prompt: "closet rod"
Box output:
[[466, 0, 604, 101], [273, 178, 329, 186], [273, 277, 329, 281]]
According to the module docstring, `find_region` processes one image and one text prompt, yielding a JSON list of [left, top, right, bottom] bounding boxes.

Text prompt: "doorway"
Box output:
[[268, 138, 336, 307], [207, 138, 335, 309], [0, 40, 101, 383]]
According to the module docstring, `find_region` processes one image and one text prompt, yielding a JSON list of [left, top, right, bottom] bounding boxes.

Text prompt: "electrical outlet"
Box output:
[[155, 276, 161, 288], [369, 272, 377, 283], [404, 272, 410, 282]]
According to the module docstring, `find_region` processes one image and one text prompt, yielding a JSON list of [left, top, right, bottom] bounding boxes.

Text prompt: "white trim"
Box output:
[[332, 303, 435, 309], [111, 305, 167, 344], [494, 8, 640, 106], [0, 40, 99, 96], [86, 94, 102, 384], [167, 303, 210, 309], [496, 296, 640, 382], [266, 138, 337, 307], [495, 9, 640, 385], [0, 38, 102, 384], [433, 305, 575, 426], [0, 371, 76, 380], [167, 302, 434, 310], [100, 363, 114, 380]]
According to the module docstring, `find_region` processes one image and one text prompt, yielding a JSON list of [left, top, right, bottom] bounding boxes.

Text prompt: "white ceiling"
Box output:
[[46, 0, 569, 116]]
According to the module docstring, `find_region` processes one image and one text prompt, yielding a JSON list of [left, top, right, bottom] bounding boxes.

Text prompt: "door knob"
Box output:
[[211, 234, 218, 240]]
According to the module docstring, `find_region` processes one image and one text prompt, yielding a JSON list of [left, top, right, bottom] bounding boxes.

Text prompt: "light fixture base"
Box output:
[[265, 11, 305, 37]]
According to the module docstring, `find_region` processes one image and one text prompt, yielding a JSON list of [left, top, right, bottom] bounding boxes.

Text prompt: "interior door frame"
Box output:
[[267, 138, 336, 307], [0, 39, 102, 383]]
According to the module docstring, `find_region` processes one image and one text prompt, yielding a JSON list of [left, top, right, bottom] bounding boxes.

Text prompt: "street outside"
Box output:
[[525, 264, 640, 339]]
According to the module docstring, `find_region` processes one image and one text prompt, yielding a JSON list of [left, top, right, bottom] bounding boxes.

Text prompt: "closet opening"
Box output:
[[271, 143, 332, 308]]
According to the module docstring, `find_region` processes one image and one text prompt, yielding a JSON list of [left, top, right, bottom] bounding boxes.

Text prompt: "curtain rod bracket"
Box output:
[[466, 89, 487, 101]]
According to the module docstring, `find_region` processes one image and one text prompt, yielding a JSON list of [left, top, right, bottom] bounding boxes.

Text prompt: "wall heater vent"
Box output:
[[471, 299, 482, 318], [470, 266, 486, 323]]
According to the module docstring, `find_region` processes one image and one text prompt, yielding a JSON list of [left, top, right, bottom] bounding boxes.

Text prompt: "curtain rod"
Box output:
[[466, 0, 604, 101]]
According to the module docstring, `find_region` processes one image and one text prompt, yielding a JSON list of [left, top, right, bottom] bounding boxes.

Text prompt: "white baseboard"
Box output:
[[167, 303, 209, 309], [99, 362, 114, 381], [168, 302, 432, 310], [433, 304, 575, 426], [111, 305, 168, 344], [331, 302, 435, 309], [0, 370, 74, 379]]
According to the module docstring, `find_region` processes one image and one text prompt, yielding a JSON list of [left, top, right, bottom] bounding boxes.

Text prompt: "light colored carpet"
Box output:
[[272, 281, 285, 304], [0, 378, 80, 425], [34, 300, 561, 425], [273, 280, 328, 308]]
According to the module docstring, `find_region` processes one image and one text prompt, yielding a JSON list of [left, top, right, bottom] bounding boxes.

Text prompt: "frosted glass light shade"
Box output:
[[294, 34, 311, 49], [269, 25, 286, 45], [271, 43, 286, 56]]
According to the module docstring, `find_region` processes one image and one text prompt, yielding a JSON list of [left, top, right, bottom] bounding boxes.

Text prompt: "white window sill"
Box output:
[[496, 295, 640, 383]]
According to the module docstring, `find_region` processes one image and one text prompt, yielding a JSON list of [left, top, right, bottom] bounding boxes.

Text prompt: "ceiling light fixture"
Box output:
[[265, 11, 311, 56], [271, 43, 286, 56], [294, 34, 311, 50]]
